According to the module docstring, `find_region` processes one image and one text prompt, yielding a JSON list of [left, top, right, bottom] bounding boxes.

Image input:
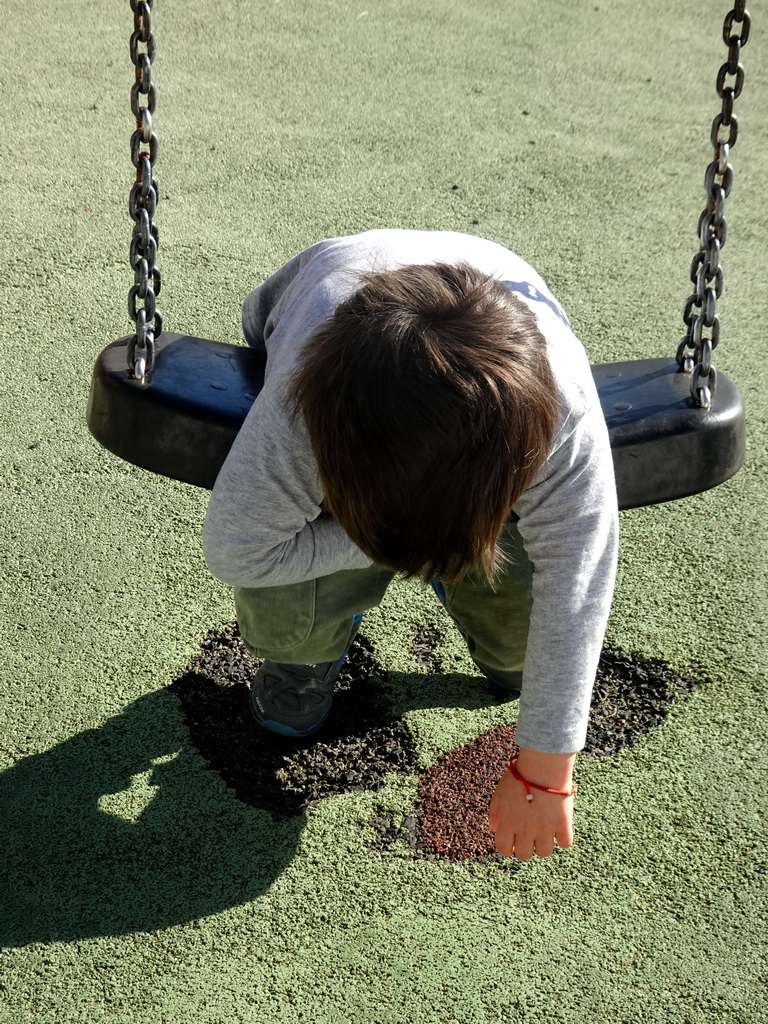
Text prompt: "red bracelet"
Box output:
[[506, 758, 577, 802]]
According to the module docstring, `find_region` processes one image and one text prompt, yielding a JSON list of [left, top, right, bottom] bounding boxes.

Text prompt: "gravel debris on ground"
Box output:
[[170, 623, 708, 861], [413, 724, 519, 865], [169, 624, 417, 819], [409, 622, 443, 674]]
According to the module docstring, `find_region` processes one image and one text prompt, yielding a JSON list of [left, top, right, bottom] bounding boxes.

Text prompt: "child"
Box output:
[[203, 229, 618, 861]]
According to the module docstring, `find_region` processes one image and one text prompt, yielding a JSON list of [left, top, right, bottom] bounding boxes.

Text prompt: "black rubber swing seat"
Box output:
[[86, 332, 746, 509]]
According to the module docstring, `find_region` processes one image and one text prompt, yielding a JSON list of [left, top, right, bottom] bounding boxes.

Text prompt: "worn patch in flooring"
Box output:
[[170, 623, 707, 861], [169, 624, 417, 819]]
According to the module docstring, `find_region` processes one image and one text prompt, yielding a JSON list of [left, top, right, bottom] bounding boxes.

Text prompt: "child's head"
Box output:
[[289, 261, 559, 583]]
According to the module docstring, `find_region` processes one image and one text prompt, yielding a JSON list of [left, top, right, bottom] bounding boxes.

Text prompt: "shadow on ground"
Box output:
[[170, 622, 707, 865], [0, 688, 303, 949], [0, 623, 707, 946]]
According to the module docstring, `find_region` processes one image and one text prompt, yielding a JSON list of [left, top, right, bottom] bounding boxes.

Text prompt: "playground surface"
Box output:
[[1, 0, 766, 1021]]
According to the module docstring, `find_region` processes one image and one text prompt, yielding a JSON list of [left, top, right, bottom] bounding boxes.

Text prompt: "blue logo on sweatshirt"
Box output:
[[502, 280, 570, 328]]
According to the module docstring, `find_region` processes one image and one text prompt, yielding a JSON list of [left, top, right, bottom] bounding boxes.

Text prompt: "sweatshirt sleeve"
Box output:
[[202, 377, 374, 587], [512, 396, 619, 754], [240, 247, 319, 350]]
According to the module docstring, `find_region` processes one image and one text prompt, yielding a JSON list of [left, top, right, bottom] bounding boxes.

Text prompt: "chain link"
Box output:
[[127, 0, 162, 381], [677, 3, 749, 409]]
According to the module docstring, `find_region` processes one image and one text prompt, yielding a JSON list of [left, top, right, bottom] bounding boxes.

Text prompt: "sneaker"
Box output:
[[431, 582, 522, 698], [250, 614, 362, 737]]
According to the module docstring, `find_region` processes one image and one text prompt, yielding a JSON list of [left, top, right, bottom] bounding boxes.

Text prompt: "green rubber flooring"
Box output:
[[1, 0, 766, 1020]]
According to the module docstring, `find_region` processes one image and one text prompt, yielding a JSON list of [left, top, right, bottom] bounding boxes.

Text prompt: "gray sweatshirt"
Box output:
[[203, 230, 619, 753]]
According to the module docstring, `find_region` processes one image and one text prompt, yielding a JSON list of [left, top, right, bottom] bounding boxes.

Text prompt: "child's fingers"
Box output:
[[534, 836, 556, 858], [493, 829, 516, 858], [488, 793, 499, 833], [554, 822, 574, 849], [511, 839, 535, 861]]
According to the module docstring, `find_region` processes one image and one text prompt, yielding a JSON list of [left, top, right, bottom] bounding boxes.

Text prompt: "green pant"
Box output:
[[234, 518, 533, 671]]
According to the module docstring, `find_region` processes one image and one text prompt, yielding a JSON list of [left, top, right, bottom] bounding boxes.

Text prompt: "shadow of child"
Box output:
[[0, 688, 304, 948]]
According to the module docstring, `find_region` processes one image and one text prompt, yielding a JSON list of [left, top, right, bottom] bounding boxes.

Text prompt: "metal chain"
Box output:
[[677, 3, 750, 409], [127, 0, 162, 381]]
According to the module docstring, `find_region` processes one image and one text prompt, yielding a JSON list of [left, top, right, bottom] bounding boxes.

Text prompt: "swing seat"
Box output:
[[87, 333, 267, 489], [86, 334, 745, 507], [592, 357, 745, 509]]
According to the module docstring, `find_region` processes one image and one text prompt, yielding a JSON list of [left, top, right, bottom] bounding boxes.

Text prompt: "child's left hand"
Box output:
[[488, 747, 576, 860]]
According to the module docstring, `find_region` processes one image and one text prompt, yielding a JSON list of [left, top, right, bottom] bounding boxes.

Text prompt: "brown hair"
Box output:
[[288, 261, 560, 583]]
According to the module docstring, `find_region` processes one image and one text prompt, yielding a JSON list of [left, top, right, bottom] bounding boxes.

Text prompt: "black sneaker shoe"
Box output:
[[250, 659, 340, 737], [250, 614, 362, 737]]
